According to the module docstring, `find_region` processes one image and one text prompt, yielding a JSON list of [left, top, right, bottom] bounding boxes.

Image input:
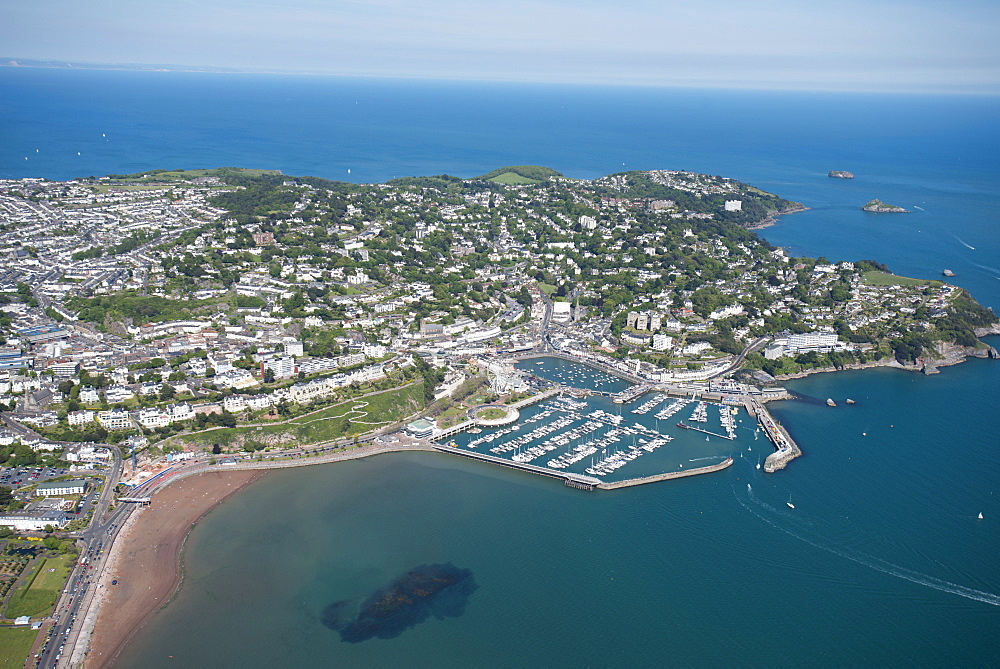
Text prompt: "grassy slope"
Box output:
[[177, 382, 425, 450], [476, 165, 563, 182], [863, 271, 942, 288], [488, 172, 540, 185]]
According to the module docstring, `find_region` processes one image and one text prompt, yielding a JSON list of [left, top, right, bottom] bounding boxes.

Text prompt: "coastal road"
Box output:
[[706, 336, 770, 380], [36, 446, 123, 669]]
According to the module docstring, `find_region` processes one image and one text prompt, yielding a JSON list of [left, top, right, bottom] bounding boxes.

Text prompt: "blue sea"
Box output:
[[3, 69, 998, 666]]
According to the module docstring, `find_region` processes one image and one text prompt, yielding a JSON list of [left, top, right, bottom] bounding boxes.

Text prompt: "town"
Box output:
[[0, 164, 997, 667], [0, 164, 994, 518]]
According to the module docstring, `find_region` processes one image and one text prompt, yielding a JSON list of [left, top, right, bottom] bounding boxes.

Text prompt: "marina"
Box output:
[[431, 356, 769, 488]]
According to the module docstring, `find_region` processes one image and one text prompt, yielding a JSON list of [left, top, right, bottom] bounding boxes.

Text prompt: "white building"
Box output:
[[724, 200, 742, 211], [79, 387, 100, 404], [37, 479, 87, 496], [0, 511, 69, 531], [652, 334, 674, 351], [137, 408, 170, 429], [551, 301, 572, 323], [67, 410, 95, 426], [214, 369, 259, 389], [97, 408, 132, 430], [105, 385, 134, 404]]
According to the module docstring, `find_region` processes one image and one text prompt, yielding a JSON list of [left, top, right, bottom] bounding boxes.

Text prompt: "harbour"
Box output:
[[424, 356, 798, 488]]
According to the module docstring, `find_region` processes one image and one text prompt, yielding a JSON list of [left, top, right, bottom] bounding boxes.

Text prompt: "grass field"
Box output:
[[178, 382, 426, 451], [863, 271, 941, 288], [108, 167, 280, 182], [488, 172, 540, 185], [6, 555, 73, 619], [0, 627, 38, 666], [537, 282, 557, 296]]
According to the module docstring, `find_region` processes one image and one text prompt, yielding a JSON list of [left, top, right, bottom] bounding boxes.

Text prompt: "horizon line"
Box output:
[[2, 57, 998, 97]]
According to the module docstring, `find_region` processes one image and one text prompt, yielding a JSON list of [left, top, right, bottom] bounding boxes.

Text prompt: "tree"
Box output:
[[211, 443, 222, 455], [263, 368, 276, 384], [159, 385, 176, 401]]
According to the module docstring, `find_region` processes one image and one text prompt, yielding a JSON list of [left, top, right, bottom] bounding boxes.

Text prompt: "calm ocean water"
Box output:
[[3, 69, 998, 666]]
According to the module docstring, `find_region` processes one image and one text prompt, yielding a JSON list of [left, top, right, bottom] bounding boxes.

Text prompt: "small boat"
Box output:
[[756, 458, 761, 470], [979, 512, 984, 520], [845, 398, 856, 405], [826, 398, 836, 407], [786, 495, 795, 510], [942, 269, 956, 277]]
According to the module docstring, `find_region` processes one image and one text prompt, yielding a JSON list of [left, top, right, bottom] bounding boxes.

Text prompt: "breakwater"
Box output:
[[597, 457, 734, 489], [432, 443, 602, 488], [745, 398, 802, 472]]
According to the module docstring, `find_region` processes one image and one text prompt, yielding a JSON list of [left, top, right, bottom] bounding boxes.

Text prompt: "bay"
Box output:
[[3, 69, 998, 665]]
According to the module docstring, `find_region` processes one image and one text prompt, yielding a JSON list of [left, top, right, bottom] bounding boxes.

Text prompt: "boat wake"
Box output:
[[953, 235, 976, 250], [968, 261, 1000, 276], [733, 483, 1000, 607]]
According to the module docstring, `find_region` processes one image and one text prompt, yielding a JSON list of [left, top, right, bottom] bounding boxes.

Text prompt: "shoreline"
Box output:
[[772, 333, 1000, 382], [746, 203, 809, 230], [86, 470, 265, 668]]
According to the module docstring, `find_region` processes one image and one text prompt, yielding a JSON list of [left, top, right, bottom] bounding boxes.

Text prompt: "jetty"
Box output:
[[612, 384, 650, 404], [676, 421, 734, 440], [745, 397, 802, 472]]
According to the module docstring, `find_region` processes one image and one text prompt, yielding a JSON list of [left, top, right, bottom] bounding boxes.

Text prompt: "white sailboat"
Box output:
[[786, 495, 795, 509], [756, 457, 761, 470], [978, 512, 984, 519]]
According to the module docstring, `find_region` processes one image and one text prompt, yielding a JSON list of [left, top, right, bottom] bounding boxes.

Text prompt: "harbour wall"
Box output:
[[597, 457, 734, 490], [744, 397, 802, 472]]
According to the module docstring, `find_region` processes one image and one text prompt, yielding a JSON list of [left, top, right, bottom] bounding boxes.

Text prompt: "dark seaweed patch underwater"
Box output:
[[322, 563, 478, 642]]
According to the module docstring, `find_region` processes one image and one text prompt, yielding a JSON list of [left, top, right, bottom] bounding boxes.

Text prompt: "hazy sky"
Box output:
[[4, 0, 998, 92]]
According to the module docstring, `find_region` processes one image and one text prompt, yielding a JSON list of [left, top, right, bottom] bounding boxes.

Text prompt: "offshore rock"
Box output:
[[863, 199, 909, 213]]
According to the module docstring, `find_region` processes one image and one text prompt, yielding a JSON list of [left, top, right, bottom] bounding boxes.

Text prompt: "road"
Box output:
[[34, 446, 122, 669], [705, 336, 769, 379]]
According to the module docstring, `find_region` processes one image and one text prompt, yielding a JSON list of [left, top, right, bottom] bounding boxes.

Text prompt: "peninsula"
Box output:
[[0, 164, 997, 666]]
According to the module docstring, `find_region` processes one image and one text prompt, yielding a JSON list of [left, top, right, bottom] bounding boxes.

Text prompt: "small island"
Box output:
[[828, 170, 854, 179], [863, 199, 908, 213]]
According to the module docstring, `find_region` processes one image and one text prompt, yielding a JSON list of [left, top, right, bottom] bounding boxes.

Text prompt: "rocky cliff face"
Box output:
[[922, 339, 999, 374]]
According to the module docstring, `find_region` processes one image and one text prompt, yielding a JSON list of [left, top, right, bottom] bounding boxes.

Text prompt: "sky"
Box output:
[[3, 0, 999, 93]]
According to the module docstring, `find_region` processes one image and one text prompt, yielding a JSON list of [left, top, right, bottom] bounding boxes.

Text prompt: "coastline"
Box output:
[[85, 470, 265, 668], [746, 203, 809, 230], [772, 335, 999, 382]]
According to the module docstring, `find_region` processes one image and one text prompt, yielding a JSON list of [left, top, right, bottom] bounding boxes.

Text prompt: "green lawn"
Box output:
[[537, 283, 557, 296], [488, 172, 540, 185], [6, 555, 73, 619], [0, 627, 38, 666], [863, 271, 942, 288], [178, 382, 426, 451]]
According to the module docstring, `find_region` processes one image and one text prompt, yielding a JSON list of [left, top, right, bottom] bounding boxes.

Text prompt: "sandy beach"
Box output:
[[86, 470, 264, 668]]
